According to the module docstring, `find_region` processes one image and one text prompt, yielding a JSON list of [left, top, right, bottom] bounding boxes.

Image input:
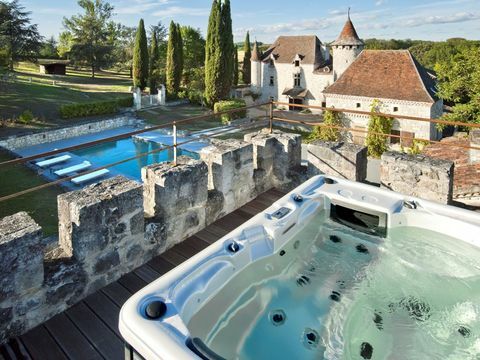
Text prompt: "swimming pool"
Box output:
[[119, 176, 480, 359]]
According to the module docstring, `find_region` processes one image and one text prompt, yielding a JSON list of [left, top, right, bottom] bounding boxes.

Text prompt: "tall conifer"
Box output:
[[175, 23, 184, 88], [205, 0, 222, 106], [242, 32, 251, 84], [166, 21, 179, 95], [133, 19, 149, 90], [148, 32, 159, 94], [220, 0, 234, 96], [233, 46, 239, 86]]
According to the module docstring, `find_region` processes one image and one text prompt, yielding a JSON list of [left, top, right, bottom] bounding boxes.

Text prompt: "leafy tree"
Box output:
[[242, 31, 251, 84], [110, 25, 136, 77], [205, 0, 234, 107], [233, 45, 238, 86], [0, 0, 42, 70], [39, 36, 58, 59], [133, 18, 149, 89], [57, 31, 74, 59], [63, 0, 115, 78], [307, 111, 341, 142], [165, 21, 183, 96], [436, 46, 480, 127], [180, 26, 205, 86], [148, 32, 159, 94], [366, 100, 393, 158]]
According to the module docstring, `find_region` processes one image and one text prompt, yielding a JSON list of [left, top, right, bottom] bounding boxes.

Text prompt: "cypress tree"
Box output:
[[233, 45, 239, 86], [148, 32, 159, 94], [175, 23, 184, 88], [205, 0, 222, 106], [133, 19, 149, 90], [220, 0, 234, 96], [242, 32, 251, 84], [166, 21, 179, 96]]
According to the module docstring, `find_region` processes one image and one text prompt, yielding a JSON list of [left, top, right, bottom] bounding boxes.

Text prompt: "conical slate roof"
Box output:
[[251, 41, 262, 62], [331, 16, 364, 46]]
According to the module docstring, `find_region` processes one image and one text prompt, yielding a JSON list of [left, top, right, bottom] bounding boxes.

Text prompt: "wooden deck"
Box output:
[[0, 189, 286, 360]]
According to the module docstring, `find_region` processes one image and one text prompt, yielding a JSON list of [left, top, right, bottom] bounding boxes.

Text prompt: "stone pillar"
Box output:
[[133, 87, 142, 110], [58, 176, 145, 278], [200, 139, 255, 221], [307, 140, 368, 182], [157, 84, 166, 105], [0, 212, 43, 341], [244, 129, 302, 192], [142, 157, 208, 251], [470, 129, 480, 164], [380, 151, 454, 204]]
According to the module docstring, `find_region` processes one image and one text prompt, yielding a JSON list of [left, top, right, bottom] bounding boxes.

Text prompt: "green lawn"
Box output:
[[0, 62, 131, 124], [0, 151, 63, 236]]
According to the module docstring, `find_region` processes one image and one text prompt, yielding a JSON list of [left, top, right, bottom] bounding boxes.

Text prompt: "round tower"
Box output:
[[332, 11, 364, 80], [251, 41, 262, 90]]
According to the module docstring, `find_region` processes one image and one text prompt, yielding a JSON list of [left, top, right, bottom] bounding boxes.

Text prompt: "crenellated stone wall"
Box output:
[[380, 151, 454, 204], [0, 129, 305, 343], [306, 140, 368, 182]]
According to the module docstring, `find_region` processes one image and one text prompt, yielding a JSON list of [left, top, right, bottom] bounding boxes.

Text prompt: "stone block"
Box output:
[[142, 157, 208, 250], [380, 151, 454, 204], [307, 140, 368, 182], [470, 129, 480, 163], [200, 139, 255, 216], [58, 176, 144, 261], [244, 129, 302, 191]]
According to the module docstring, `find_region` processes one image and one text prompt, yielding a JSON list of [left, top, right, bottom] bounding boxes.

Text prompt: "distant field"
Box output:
[[0, 62, 131, 125]]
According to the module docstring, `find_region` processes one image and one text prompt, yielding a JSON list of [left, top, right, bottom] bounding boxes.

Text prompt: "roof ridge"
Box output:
[[406, 50, 435, 103]]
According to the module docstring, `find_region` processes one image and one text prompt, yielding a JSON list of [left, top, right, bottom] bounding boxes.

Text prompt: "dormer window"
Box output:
[[294, 73, 301, 87], [295, 60, 300, 67]]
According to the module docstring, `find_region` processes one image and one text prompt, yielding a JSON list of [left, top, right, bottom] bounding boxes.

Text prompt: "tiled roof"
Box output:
[[324, 50, 438, 103], [331, 18, 364, 46], [261, 35, 325, 65]]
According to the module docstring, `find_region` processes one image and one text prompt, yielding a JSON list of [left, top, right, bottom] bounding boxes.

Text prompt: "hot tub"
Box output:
[[119, 176, 480, 360]]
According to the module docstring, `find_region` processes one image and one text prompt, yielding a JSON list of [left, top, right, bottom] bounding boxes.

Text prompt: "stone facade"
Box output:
[[0, 130, 305, 343], [470, 130, 480, 164], [307, 140, 368, 182], [0, 116, 137, 151], [380, 151, 454, 204]]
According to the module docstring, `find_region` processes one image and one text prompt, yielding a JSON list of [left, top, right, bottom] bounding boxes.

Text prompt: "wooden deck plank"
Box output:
[[116, 272, 148, 294], [65, 302, 124, 359], [161, 248, 188, 266], [133, 264, 161, 283], [101, 282, 134, 308], [83, 292, 122, 338], [43, 313, 102, 360], [146, 256, 175, 275], [21, 325, 68, 360]]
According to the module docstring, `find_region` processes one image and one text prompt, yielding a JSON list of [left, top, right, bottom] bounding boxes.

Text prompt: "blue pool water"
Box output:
[[72, 137, 199, 181]]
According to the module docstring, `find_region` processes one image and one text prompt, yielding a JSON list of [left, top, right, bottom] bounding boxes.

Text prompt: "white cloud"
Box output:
[[375, 0, 387, 6], [153, 6, 209, 17], [115, 0, 172, 15], [405, 12, 480, 26]]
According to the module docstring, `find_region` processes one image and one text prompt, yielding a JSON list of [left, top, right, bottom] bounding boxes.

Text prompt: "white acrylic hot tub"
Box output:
[[119, 176, 480, 360]]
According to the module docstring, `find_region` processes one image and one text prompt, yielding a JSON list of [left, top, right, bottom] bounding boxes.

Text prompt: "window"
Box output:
[[390, 130, 401, 144], [322, 102, 327, 108], [393, 106, 399, 112], [269, 76, 274, 86], [294, 73, 301, 87], [356, 103, 361, 108], [295, 60, 300, 67]]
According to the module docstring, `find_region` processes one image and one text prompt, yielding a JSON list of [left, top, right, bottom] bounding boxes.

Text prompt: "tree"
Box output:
[[148, 32, 159, 94], [436, 46, 480, 127], [366, 100, 393, 158], [165, 21, 183, 96], [0, 0, 42, 70], [111, 25, 136, 77], [242, 31, 251, 84], [39, 36, 58, 59], [133, 18, 149, 90], [180, 26, 205, 86], [233, 45, 238, 86], [307, 111, 341, 142], [57, 31, 74, 59], [205, 0, 234, 107], [63, 0, 115, 78]]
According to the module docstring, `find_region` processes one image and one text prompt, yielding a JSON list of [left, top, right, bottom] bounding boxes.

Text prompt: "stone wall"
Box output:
[[307, 140, 368, 182], [0, 129, 304, 343], [380, 151, 454, 204], [0, 116, 138, 151], [470, 130, 480, 164]]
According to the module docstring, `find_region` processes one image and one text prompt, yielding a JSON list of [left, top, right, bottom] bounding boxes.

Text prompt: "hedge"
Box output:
[[59, 97, 133, 119], [214, 99, 247, 124]]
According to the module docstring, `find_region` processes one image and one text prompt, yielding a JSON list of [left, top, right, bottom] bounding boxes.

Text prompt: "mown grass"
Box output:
[[0, 151, 63, 236]]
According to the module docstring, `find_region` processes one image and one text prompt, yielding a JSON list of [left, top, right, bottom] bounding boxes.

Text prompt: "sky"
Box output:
[[21, 0, 480, 43]]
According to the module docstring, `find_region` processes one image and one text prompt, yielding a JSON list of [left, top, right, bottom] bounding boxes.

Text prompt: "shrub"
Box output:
[[306, 110, 341, 143], [59, 97, 132, 119], [214, 99, 247, 124], [366, 100, 394, 158], [18, 110, 35, 124], [408, 139, 430, 155]]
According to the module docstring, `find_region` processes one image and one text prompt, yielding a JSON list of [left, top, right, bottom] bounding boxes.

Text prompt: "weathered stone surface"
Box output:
[[470, 129, 480, 164], [58, 176, 144, 260], [244, 129, 302, 191], [143, 157, 208, 250], [200, 139, 255, 217], [381, 151, 454, 204], [307, 140, 368, 182]]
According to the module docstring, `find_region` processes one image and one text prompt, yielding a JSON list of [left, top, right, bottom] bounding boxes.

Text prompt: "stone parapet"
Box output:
[[470, 130, 480, 164], [381, 151, 454, 204], [307, 140, 368, 182]]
